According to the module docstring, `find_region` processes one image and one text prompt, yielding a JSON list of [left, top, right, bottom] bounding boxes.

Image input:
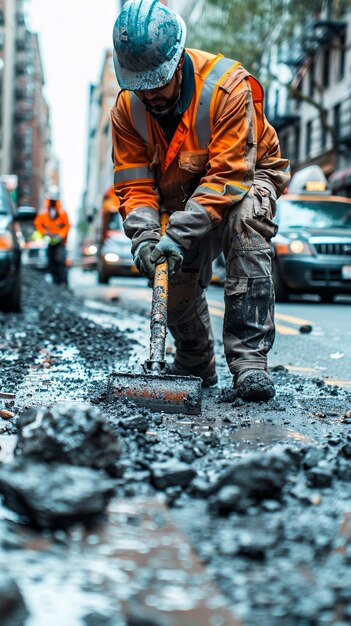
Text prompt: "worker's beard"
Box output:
[[141, 72, 182, 118]]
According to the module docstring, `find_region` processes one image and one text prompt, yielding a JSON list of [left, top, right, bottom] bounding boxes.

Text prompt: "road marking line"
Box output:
[[283, 367, 351, 388], [285, 365, 316, 372], [208, 306, 224, 317], [209, 308, 300, 336], [208, 299, 224, 309], [323, 378, 351, 388], [276, 324, 299, 335], [111, 290, 308, 336], [209, 299, 313, 326], [275, 312, 313, 325]]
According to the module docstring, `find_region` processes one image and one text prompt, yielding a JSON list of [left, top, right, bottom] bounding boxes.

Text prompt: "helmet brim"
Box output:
[[114, 14, 187, 91]]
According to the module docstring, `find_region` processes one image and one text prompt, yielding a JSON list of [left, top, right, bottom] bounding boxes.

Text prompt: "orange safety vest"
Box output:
[[112, 48, 290, 222], [34, 200, 70, 243]]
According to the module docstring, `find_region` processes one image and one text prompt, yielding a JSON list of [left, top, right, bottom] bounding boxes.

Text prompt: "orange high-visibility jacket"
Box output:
[[34, 200, 70, 243], [111, 48, 290, 225]]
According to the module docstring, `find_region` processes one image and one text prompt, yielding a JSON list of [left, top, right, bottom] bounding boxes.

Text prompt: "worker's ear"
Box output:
[[177, 50, 185, 72]]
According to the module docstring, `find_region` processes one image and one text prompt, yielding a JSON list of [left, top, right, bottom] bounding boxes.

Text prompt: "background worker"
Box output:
[[34, 186, 70, 285], [111, 0, 290, 401]]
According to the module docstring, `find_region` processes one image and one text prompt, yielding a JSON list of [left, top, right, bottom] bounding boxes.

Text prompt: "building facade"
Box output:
[[264, 5, 351, 195], [80, 50, 119, 244], [0, 0, 51, 208]]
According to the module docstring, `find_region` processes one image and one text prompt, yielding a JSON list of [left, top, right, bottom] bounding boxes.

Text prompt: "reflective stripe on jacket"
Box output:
[[34, 200, 70, 243], [111, 48, 290, 223]]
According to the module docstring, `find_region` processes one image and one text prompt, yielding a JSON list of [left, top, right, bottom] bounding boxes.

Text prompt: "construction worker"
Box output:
[[34, 187, 70, 285], [111, 0, 290, 401]]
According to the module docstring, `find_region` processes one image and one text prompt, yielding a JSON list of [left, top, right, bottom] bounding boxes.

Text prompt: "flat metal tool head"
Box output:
[[108, 372, 202, 415]]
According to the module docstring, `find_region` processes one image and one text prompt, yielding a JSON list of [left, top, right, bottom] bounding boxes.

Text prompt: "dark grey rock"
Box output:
[[0, 459, 116, 528], [151, 461, 196, 490], [189, 477, 215, 497], [179, 447, 195, 464], [213, 448, 293, 502], [302, 446, 325, 469], [119, 414, 149, 433], [306, 467, 333, 488], [0, 571, 28, 626], [339, 443, 351, 458], [126, 604, 171, 626], [299, 324, 312, 334], [83, 610, 123, 626], [237, 529, 276, 559], [336, 457, 351, 481], [211, 485, 250, 514], [16, 403, 121, 472]]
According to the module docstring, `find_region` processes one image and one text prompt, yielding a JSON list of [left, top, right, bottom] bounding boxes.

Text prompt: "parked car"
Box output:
[[19, 207, 49, 271], [22, 238, 49, 270], [98, 210, 137, 283], [0, 183, 23, 312], [80, 241, 98, 271], [273, 167, 351, 302]]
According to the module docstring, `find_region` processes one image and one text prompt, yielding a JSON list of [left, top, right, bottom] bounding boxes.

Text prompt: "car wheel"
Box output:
[[0, 271, 22, 313], [98, 266, 109, 284], [273, 262, 289, 303], [320, 293, 334, 303]]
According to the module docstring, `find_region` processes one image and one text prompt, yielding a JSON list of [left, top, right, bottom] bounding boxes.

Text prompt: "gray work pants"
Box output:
[[167, 186, 277, 376]]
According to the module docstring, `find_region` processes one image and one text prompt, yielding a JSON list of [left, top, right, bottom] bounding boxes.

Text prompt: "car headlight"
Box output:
[[84, 245, 97, 255], [104, 252, 120, 263], [275, 240, 312, 256], [0, 232, 14, 250]]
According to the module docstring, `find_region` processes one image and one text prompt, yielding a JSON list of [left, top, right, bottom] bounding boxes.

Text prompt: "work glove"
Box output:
[[150, 234, 184, 276], [49, 235, 64, 246], [133, 240, 158, 280]]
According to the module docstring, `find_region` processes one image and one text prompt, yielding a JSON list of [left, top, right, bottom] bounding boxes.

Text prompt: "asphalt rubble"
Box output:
[[0, 269, 350, 625]]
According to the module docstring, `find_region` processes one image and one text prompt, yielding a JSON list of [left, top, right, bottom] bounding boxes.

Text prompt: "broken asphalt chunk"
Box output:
[[119, 414, 149, 433], [0, 570, 28, 626], [16, 402, 120, 472], [302, 446, 325, 469], [212, 448, 295, 503], [151, 461, 197, 490], [306, 466, 333, 488], [0, 460, 116, 528]]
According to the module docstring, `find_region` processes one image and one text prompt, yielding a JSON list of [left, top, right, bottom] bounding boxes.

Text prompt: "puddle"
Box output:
[[231, 422, 314, 449], [0, 500, 237, 626], [170, 418, 314, 450]]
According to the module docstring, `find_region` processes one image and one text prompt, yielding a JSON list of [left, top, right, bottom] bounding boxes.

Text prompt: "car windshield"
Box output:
[[21, 222, 36, 242], [108, 212, 123, 230], [276, 199, 351, 229], [0, 185, 10, 215]]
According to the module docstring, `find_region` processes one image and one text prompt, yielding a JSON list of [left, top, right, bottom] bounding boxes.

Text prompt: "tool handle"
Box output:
[[146, 212, 169, 372]]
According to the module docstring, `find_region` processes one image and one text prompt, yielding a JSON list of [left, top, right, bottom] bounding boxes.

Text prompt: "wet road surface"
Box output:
[[71, 268, 351, 390], [0, 269, 350, 626]]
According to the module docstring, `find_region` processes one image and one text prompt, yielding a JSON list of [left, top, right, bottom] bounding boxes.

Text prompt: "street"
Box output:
[[0, 268, 350, 625], [71, 268, 351, 390], [2, 0, 351, 623]]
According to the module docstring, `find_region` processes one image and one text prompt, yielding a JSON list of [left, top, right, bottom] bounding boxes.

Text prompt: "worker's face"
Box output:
[[134, 67, 182, 116]]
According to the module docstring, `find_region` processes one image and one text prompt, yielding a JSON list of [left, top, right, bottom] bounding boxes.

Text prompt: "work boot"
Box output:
[[234, 369, 275, 402], [167, 356, 218, 387]]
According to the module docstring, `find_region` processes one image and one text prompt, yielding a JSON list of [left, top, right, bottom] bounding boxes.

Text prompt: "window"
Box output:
[[339, 32, 346, 80], [274, 89, 280, 119], [306, 120, 312, 156], [295, 124, 300, 162], [309, 59, 315, 97], [296, 75, 303, 110], [334, 103, 341, 141], [321, 110, 328, 150], [323, 49, 330, 88]]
